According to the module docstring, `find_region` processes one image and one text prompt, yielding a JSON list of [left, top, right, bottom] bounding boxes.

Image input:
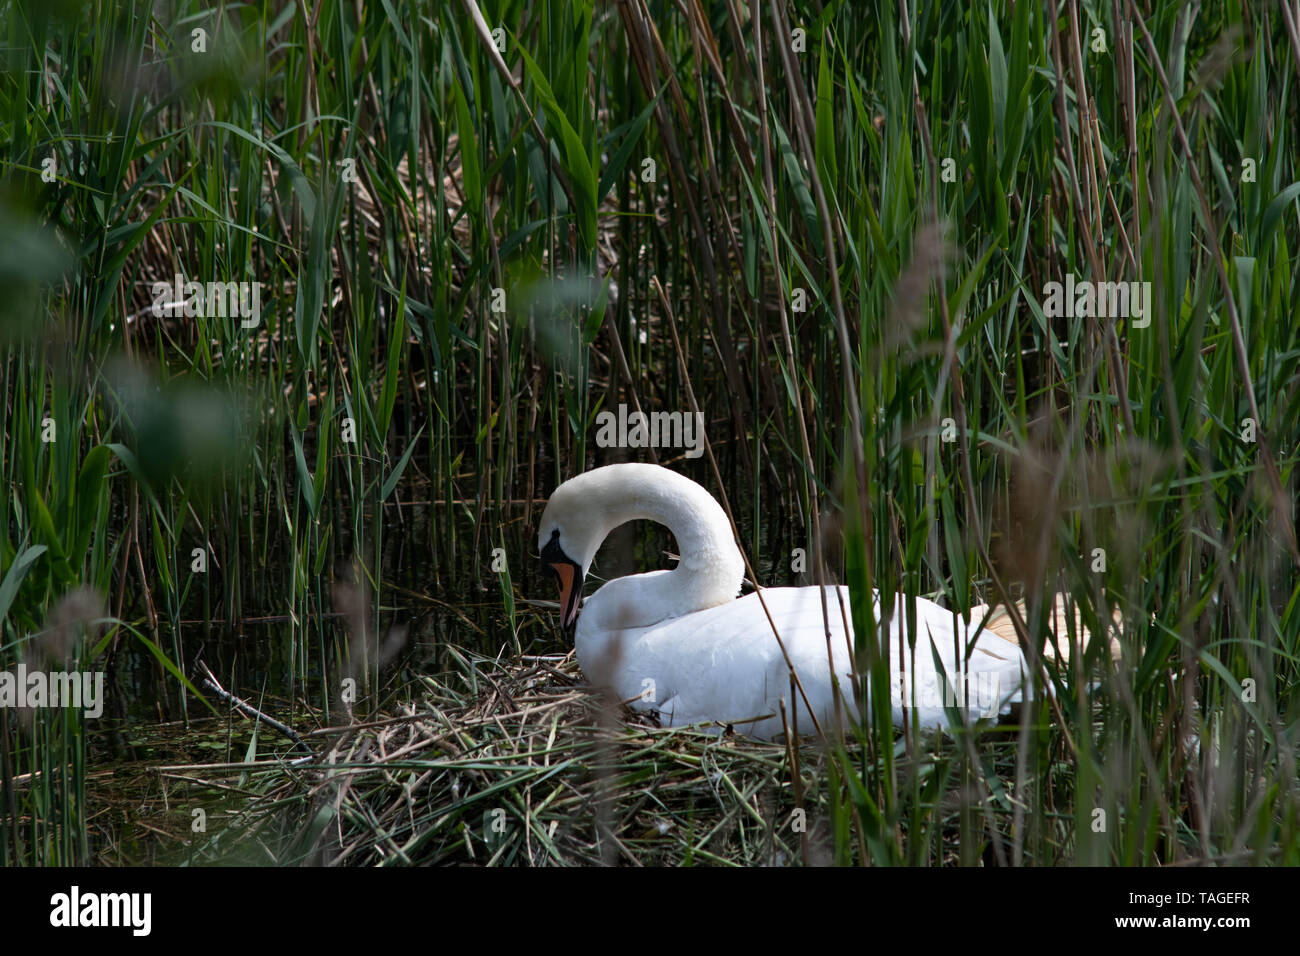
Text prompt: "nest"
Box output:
[[271, 650, 833, 866]]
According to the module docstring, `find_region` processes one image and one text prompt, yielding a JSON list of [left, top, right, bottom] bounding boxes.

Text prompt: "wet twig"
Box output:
[[196, 660, 313, 755]]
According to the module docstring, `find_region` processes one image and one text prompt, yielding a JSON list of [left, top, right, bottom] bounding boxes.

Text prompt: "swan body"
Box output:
[[537, 463, 1035, 740]]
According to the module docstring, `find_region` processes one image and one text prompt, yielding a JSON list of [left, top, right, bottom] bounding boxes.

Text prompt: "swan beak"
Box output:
[[541, 531, 583, 629], [550, 561, 583, 629]]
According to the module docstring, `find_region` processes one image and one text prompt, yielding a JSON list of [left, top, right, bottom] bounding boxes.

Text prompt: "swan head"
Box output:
[[537, 463, 744, 632], [536, 477, 608, 630]]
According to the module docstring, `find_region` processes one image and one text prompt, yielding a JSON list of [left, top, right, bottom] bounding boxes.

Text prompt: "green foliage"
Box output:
[[1, 0, 1297, 865]]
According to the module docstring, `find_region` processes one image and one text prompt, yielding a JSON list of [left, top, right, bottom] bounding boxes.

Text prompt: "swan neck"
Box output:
[[591, 466, 744, 611]]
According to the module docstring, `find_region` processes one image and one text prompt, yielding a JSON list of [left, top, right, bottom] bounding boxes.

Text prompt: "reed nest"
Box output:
[[223, 644, 1052, 868], [275, 651, 826, 866], [123, 594, 1133, 867]]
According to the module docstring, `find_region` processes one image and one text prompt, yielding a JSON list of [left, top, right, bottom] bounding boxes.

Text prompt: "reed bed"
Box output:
[[171, 648, 1045, 867], [2, 0, 1298, 865], [282, 652, 807, 866]]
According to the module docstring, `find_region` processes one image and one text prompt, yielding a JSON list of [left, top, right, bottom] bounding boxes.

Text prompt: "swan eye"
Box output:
[[537, 527, 560, 558], [540, 527, 564, 558]]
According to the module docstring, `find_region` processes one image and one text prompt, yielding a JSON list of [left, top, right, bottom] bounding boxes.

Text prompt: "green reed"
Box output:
[[1, 0, 1297, 864]]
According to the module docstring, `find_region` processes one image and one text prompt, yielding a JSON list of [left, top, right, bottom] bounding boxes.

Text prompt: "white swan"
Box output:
[[537, 462, 1046, 740]]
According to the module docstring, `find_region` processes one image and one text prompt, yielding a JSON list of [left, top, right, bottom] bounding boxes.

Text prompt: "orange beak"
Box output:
[[541, 530, 583, 630], [550, 561, 581, 629]]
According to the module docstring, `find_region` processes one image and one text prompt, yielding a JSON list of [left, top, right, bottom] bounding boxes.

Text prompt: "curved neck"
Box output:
[[578, 464, 745, 618]]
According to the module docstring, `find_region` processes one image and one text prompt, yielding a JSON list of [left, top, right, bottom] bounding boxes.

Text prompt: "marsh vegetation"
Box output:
[[1, 0, 1298, 865]]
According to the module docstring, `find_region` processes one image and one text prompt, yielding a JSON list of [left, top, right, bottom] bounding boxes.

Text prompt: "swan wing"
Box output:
[[581, 586, 1037, 739]]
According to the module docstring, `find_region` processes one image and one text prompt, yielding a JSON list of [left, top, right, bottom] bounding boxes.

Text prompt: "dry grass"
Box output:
[[263, 651, 827, 866]]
